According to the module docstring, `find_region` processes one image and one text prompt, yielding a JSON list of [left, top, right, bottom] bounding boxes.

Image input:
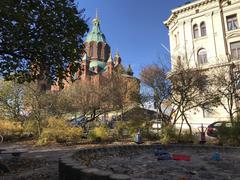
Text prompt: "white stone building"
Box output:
[[164, 0, 240, 130]]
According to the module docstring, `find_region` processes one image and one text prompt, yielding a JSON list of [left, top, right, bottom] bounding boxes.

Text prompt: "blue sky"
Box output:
[[76, 0, 188, 77]]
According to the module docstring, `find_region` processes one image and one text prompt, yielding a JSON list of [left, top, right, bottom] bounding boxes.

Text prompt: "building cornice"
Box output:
[[164, 0, 216, 28]]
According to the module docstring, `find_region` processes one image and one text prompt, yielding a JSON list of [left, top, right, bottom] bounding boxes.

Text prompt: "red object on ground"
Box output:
[[172, 154, 191, 161]]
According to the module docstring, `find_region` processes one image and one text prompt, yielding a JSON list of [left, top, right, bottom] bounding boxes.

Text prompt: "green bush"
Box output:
[[88, 126, 111, 143], [160, 125, 178, 144], [37, 117, 83, 145], [112, 121, 130, 139], [113, 121, 160, 141], [178, 131, 196, 143], [141, 130, 160, 141]]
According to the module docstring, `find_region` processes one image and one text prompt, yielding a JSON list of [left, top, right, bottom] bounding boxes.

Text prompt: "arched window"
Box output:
[[97, 43, 102, 59], [104, 45, 110, 60], [193, 24, 199, 39], [89, 43, 94, 57], [197, 48, 207, 64], [200, 22, 206, 36]]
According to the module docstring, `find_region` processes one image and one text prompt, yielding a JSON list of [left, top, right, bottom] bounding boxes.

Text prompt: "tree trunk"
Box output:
[[183, 113, 192, 135], [173, 108, 180, 125], [229, 110, 234, 123], [178, 116, 184, 140], [121, 106, 124, 121], [37, 67, 50, 92], [36, 118, 42, 137]]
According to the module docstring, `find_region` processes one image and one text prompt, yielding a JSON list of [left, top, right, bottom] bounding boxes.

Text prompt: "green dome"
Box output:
[[85, 17, 106, 43], [89, 60, 106, 69]]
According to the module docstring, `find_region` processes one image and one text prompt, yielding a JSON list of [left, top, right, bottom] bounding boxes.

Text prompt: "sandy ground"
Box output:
[[87, 147, 240, 180], [1, 143, 240, 180]]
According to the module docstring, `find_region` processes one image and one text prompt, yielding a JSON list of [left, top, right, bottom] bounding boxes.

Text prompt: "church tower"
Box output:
[[107, 52, 114, 75], [114, 50, 122, 66], [81, 54, 89, 78], [84, 10, 110, 62]]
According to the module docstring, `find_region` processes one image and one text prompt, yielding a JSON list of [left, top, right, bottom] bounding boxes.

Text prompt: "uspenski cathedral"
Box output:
[[51, 11, 137, 92], [75, 12, 135, 83]]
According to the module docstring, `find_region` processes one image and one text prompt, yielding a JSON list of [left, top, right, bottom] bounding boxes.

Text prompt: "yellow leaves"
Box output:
[[37, 117, 83, 145], [93, 126, 109, 139], [0, 119, 23, 136], [88, 126, 111, 142]]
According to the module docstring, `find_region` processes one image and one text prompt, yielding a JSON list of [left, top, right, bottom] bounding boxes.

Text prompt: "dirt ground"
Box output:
[[85, 147, 240, 180], [0, 141, 131, 180], [1, 143, 240, 180], [0, 142, 104, 180]]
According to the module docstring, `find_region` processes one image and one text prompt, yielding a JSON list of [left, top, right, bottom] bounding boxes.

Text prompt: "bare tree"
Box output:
[[63, 72, 140, 129], [140, 64, 173, 126], [210, 63, 240, 123], [106, 72, 140, 120], [170, 61, 218, 135], [23, 83, 73, 136], [64, 81, 108, 124]]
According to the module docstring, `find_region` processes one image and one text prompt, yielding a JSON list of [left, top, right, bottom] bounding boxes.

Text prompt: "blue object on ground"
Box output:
[[157, 152, 172, 160], [155, 149, 169, 156], [155, 147, 172, 160], [211, 152, 221, 161], [154, 147, 163, 156]]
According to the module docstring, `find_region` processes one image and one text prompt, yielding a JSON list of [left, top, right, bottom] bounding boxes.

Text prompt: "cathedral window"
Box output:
[[200, 22, 206, 36], [98, 43, 102, 59], [90, 44, 94, 57], [193, 24, 199, 38], [197, 48, 207, 64], [227, 14, 238, 31]]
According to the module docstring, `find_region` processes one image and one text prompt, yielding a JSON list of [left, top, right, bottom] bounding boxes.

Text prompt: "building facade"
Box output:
[[164, 0, 240, 129]]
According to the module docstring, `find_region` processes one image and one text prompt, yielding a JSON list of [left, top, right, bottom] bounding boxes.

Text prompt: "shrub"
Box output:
[[160, 125, 178, 144], [218, 121, 240, 146], [23, 120, 39, 137], [0, 119, 23, 141], [112, 121, 130, 140], [37, 117, 83, 145], [141, 130, 160, 141], [178, 131, 196, 143], [88, 126, 111, 143]]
